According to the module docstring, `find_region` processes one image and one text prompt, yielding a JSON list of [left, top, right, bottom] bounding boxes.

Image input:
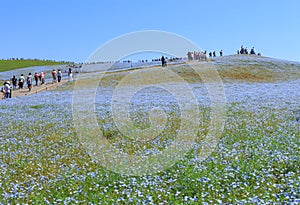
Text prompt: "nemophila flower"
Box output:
[[1, 63, 300, 204]]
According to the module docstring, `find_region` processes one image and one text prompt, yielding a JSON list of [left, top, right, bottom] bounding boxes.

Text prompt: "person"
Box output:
[[11, 75, 17, 89], [213, 51, 216, 57], [3, 81, 11, 99], [34, 72, 39, 86], [57, 69, 62, 82], [18, 74, 25, 89], [0, 85, 4, 99], [220, 49, 223, 56], [27, 73, 33, 91], [199, 52, 207, 61], [52, 69, 57, 83], [68, 68, 73, 82], [40, 71, 45, 85], [240, 45, 245, 54], [250, 47, 256, 55], [209, 52, 212, 58], [187, 52, 192, 60], [161, 55, 166, 67]]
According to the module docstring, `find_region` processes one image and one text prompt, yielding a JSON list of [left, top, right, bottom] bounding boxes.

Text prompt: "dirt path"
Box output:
[[4, 79, 69, 99]]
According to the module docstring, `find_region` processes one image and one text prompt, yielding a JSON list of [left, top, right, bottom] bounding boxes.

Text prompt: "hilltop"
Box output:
[[212, 55, 300, 82], [85, 55, 300, 88]]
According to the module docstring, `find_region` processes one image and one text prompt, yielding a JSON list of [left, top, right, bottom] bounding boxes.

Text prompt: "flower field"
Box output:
[[0, 56, 299, 204]]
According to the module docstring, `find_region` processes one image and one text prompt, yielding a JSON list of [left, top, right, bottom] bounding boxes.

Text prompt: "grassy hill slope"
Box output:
[[0, 59, 70, 72]]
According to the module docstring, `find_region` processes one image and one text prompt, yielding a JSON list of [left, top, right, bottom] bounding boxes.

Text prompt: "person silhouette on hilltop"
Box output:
[[240, 45, 245, 54], [250, 47, 256, 55], [161, 55, 166, 67]]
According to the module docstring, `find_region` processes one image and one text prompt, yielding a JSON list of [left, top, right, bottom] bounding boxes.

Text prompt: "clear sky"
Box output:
[[1, 0, 299, 63]]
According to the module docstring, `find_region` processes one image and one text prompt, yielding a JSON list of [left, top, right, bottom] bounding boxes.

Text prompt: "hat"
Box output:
[[4, 81, 10, 84]]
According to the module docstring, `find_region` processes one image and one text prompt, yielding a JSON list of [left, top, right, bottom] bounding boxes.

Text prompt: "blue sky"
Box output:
[[1, 0, 299, 62]]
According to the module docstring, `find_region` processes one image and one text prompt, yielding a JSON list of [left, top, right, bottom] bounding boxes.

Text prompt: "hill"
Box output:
[[0, 54, 299, 204], [0, 59, 71, 72]]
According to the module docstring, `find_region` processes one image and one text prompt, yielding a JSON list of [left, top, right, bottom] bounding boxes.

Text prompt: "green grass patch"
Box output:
[[29, 105, 45, 109], [0, 59, 71, 72]]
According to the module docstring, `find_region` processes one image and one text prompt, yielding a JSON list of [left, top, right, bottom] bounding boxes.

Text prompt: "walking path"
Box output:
[[2, 61, 186, 100], [4, 79, 69, 99]]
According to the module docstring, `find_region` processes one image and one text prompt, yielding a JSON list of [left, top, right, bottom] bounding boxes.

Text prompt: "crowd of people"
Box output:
[[1, 68, 73, 99], [238, 45, 261, 56], [187, 46, 261, 61], [187, 50, 223, 61], [122, 56, 181, 66], [187, 51, 206, 61]]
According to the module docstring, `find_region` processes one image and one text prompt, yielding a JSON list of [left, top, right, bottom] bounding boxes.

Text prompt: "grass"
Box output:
[[0, 59, 70, 72], [29, 105, 45, 109], [71, 60, 300, 87]]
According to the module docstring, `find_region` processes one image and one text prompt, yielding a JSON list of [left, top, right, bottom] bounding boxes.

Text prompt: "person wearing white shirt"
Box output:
[[3, 81, 11, 99]]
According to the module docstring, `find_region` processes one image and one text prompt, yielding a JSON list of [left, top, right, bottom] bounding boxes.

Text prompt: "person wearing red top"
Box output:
[[34, 72, 39, 86], [52, 69, 57, 83]]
